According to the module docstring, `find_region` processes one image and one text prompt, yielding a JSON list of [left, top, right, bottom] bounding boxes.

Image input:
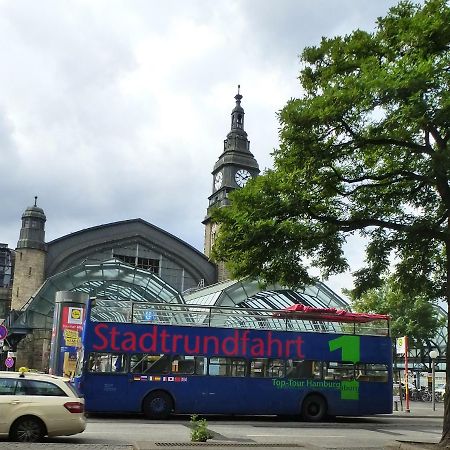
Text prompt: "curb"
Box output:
[[384, 441, 438, 449]]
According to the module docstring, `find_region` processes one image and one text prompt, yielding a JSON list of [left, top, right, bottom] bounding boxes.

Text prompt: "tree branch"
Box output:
[[340, 119, 432, 154], [306, 208, 446, 240]]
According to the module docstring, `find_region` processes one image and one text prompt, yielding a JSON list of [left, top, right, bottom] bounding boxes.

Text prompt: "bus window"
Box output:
[[268, 359, 285, 378], [88, 353, 127, 373], [208, 357, 246, 377], [194, 356, 207, 375], [312, 361, 322, 379], [286, 359, 314, 379], [250, 358, 267, 377], [356, 363, 388, 382], [171, 356, 196, 374], [250, 358, 285, 378], [130, 354, 170, 374], [324, 361, 355, 380]]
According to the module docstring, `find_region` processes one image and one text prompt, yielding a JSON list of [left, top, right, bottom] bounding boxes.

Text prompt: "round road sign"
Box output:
[[5, 357, 14, 369], [0, 325, 7, 340]]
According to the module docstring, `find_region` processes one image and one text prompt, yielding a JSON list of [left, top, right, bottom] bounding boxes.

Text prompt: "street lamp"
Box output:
[[430, 349, 439, 411]]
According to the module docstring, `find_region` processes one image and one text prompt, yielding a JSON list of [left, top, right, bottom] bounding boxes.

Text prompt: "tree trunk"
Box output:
[[439, 224, 450, 446]]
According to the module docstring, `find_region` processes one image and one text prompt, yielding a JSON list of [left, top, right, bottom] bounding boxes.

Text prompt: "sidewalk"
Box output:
[[392, 399, 444, 418]]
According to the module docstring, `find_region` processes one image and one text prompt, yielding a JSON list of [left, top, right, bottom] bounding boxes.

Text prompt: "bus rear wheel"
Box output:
[[143, 391, 173, 420], [301, 394, 327, 422]]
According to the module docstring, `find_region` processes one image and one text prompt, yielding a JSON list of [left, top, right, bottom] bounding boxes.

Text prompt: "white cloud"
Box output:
[[0, 0, 404, 297]]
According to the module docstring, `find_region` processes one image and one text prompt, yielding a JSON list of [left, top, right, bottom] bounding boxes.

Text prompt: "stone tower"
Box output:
[[203, 86, 260, 281], [11, 197, 47, 311]]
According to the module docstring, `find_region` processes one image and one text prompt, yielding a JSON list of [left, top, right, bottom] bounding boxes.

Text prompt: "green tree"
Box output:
[[212, 0, 450, 441], [346, 277, 443, 349]]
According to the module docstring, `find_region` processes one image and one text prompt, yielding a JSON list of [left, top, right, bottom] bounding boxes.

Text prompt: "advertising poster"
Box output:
[[61, 306, 84, 377]]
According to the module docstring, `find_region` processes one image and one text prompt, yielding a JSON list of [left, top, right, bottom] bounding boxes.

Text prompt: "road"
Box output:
[[0, 402, 444, 449]]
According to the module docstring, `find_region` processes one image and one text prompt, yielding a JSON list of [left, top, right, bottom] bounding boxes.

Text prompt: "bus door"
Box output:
[[84, 352, 130, 412], [240, 357, 288, 414], [199, 356, 249, 414]]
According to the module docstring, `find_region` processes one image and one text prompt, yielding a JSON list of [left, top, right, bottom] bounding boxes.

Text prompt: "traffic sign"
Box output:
[[5, 357, 14, 369], [0, 325, 7, 340]]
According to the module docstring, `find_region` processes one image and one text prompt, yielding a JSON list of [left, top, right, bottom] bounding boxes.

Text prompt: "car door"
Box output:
[[0, 378, 18, 433], [0, 377, 34, 433], [20, 379, 72, 434]]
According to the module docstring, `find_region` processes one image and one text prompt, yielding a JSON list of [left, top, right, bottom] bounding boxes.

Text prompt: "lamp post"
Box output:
[[430, 349, 439, 411]]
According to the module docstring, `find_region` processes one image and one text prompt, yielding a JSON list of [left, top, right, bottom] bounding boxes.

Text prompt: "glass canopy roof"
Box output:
[[183, 278, 349, 310], [12, 259, 182, 330]]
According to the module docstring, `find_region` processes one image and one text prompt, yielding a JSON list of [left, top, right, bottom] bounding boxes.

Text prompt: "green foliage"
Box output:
[[212, 5, 450, 437], [212, 0, 450, 303], [345, 276, 444, 347], [190, 414, 213, 442]]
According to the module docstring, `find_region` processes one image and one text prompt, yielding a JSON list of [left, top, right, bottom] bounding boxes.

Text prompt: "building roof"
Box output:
[[11, 258, 183, 330]]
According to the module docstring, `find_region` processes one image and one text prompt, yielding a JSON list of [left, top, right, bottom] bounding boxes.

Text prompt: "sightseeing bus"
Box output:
[[73, 299, 392, 421]]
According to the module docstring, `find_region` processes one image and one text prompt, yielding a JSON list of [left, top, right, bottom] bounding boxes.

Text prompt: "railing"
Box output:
[[90, 301, 390, 337]]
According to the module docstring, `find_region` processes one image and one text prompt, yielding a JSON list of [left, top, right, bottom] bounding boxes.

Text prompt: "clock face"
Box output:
[[235, 169, 251, 187], [214, 171, 223, 190]]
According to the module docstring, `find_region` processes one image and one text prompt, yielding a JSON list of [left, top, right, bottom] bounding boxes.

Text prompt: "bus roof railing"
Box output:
[[89, 300, 390, 337]]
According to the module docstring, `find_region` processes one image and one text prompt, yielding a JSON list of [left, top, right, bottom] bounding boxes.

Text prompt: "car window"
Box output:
[[66, 381, 82, 397], [0, 378, 17, 395], [17, 380, 68, 397]]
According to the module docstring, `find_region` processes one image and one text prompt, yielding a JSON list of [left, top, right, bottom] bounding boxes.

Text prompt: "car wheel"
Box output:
[[301, 394, 327, 422], [143, 391, 173, 419], [10, 416, 46, 442]]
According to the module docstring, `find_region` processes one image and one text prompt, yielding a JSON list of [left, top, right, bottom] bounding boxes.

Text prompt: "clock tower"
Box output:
[[203, 86, 260, 281]]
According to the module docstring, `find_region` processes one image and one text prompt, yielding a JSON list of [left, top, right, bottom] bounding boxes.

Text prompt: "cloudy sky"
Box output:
[[0, 0, 403, 296]]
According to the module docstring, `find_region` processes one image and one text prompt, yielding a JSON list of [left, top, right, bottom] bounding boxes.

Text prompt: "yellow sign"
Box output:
[[64, 329, 79, 347], [67, 307, 83, 325]]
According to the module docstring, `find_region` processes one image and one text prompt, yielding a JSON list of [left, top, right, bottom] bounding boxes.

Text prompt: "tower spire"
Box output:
[[231, 84, 244, 131]]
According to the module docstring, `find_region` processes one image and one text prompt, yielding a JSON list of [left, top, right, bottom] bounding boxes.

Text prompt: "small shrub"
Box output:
[[190, 414, 213, 442]]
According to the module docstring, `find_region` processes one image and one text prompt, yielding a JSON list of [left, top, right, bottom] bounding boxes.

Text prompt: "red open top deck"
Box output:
[[273, 304, 389, 323]]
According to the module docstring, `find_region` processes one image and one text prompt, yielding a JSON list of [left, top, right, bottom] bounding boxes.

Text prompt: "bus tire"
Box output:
[[301, 394, 327, 422], [143, 391, 173, 419]]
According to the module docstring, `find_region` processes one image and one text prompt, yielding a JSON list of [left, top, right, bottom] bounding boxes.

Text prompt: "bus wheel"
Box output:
[[301, 394, 327, 422], [143, 391, 173, 419]]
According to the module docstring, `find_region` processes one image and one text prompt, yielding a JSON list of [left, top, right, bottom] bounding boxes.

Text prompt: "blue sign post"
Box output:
[[0, 325, 7, 340]]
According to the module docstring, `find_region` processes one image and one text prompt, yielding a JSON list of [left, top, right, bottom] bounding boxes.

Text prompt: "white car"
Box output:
[[436, 383, 446, 397], [0, 370, 86, 442]]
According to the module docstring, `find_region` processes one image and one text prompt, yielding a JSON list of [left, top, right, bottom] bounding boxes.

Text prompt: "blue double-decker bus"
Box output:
[[73, 300, 392, 421]]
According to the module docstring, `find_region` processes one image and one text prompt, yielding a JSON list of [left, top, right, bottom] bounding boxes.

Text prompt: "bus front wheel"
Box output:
[[143, 391, 173, 420], [301, 394, 327, 422]]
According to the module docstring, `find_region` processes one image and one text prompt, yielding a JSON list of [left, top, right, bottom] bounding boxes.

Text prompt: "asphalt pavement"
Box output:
[[0, 401, 444, 450]]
